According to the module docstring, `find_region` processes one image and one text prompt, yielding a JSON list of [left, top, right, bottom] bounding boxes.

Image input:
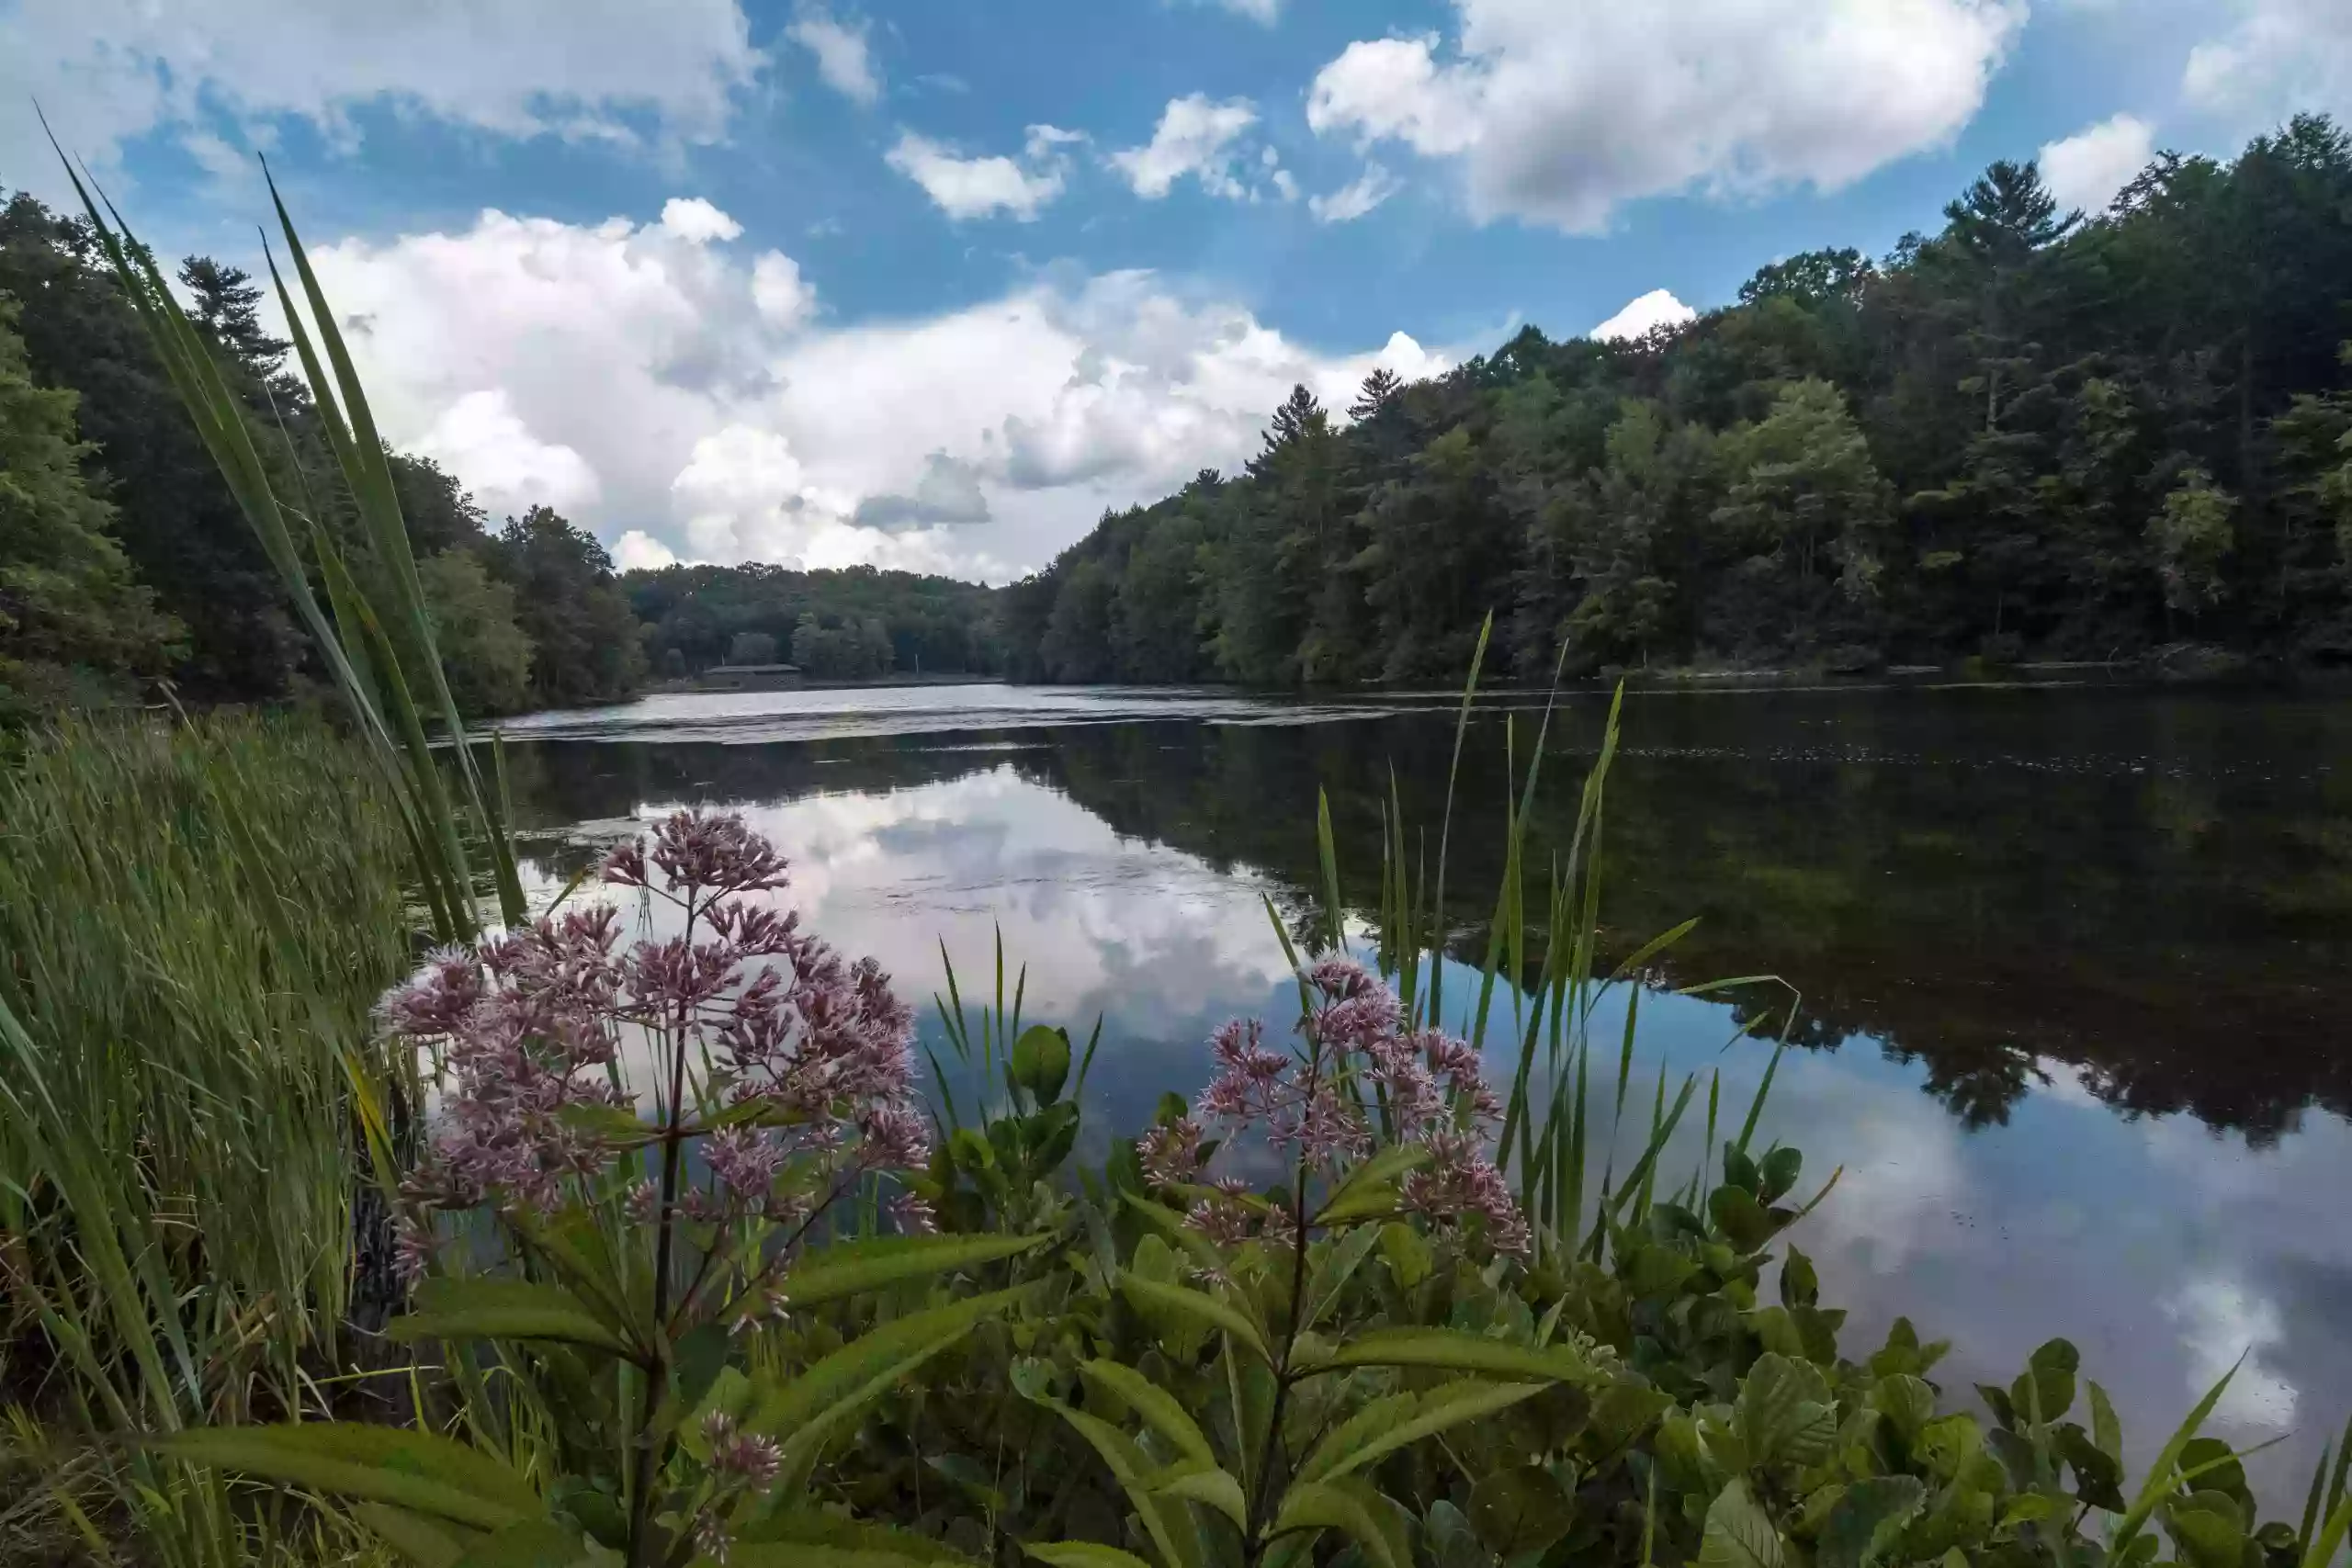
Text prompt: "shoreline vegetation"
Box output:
[[2, 150, 2350, 1568], [13, 119, 2352, 727]]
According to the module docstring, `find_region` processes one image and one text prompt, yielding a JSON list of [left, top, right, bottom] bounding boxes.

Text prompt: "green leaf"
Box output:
[[1305, 1325, 1599, 1385], [735, 1509, 985, 1562], [1117, 1270, 1272, 1364], [352, 1504, 475, 1568], [1048, 1403, 1204, 1568], [1275, 1477, 1413, 1568], [1735, 1353, 1838, 1470], [151, 1424, 537, 1531], [1868, 1375, 1937, 1442], [1079, 1359, 1216, 1467], [1701, 1479, 1787, 1568], [1818, 1476, 1927, 1568], [2168, 1494, 2249, 1568], [2089, 1380, 2123, 1465], [1320, 1144, 1433, 1225], [759, 1231, 1051, 1315], [1709, 1185, 1778, 1252], [1298, 1380, 1547, 1483], [2011, 1338, 2080, 1426], [384, 1277, 633, 1358], [1011, 1024, 1072, 1103], [1465, 1464, 1577, 1559], [1303, 1222, 1385, 1330], [748, 1286, 1029, 1441], [1780, 1246, 1820, 1310], [2109, 1353, 2244, 1562], [1154, 1463, 1250, 1529], [447, 1519, 590, 1567], [1123, 1194, 1233, 1279], [1023, 1548, 1158, 1568], [1758, 1146, 1804, 1204]]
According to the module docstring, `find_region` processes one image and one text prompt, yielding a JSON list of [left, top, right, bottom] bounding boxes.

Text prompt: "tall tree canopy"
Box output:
[[1001, 118, 2352, 682]]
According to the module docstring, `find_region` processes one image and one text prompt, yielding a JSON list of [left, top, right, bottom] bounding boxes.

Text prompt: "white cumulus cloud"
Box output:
[[1111, 95, 1263, 201], [786, 7, 882, 106], [0, 0, 763, 194], [887, 130, 1069, 220], [1590, 288, 1697, 342], [1309, 163, 1404, 223], [1306, 0, 2024, 232], [2038, 114, 2155, 216], [297, 201, 1449, 581], [660, 197, 744, 244], [2183, 0, 2352, 129]]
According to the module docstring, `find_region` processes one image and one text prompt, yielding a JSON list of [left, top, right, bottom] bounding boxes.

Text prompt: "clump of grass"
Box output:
[[0, 714, 416, 1559]]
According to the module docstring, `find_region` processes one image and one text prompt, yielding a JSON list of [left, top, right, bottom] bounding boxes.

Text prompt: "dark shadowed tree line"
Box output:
[[998, 119, 2352, 684], [624, 561, 1003, 681]]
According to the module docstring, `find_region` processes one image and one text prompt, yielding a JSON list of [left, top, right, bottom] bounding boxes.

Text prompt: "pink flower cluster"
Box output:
[[379, 811, 929, 1267], [1160, 956, 1529, 1256]]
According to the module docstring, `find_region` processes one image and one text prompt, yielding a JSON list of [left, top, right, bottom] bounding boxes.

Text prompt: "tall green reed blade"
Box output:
[[1425, 610, 1492, 1032], [48, 131, 523, 939]]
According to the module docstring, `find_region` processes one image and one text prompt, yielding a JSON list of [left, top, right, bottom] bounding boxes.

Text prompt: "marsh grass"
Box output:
[[0, 714, 415, 1562]]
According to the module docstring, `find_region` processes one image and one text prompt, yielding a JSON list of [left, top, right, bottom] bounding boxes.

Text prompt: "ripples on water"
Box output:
[[496, 678, 2352, 1503]]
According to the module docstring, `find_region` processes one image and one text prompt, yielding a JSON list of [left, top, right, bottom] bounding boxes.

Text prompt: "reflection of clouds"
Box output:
[[1792, 1088, 1972, 1277], [640, 766, 1298, 1020], [2165, 1272, 2299, 1431]]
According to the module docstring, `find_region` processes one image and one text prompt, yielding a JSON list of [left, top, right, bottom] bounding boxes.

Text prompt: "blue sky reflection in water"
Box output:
[[502, 681, 2352, 1506]]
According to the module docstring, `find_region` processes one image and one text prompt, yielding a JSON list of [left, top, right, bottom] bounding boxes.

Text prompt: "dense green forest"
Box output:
[[15, 118, 2352, 714], [624, 562, 1002, 681], [1000, 118, 2352, 683]]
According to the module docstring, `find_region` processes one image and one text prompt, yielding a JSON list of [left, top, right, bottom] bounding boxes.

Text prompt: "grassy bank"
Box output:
[[0, 714, 416, 1561]]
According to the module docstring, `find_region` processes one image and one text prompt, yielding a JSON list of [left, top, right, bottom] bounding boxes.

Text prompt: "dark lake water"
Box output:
[[497, 679, 2352, 1502]]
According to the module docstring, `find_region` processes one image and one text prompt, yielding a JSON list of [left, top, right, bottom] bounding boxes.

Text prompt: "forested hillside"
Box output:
[[1000, 118, 2352, 683], [626, 563, 1001, 681]]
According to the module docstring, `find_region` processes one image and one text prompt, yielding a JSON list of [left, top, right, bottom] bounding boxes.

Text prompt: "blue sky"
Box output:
[[3, 0, 2346, 581]]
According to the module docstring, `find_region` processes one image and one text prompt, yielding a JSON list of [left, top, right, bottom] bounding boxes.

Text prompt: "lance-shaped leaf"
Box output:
[[1119, 1271, 1272, 1365], [1300, 1325, 1599, 1385], [152, 1424, 537, 1532], [384, 1278, 634, 1359], [1273, 1476, 1412, 1568], [752, 1230, 1053, 1317], [1297, 1380, 1547, 1483], [1080, 1359, 1216, 1467]]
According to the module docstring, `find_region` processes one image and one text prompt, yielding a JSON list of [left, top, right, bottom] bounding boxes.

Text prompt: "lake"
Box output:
[[496, 678, 2352, 1500]]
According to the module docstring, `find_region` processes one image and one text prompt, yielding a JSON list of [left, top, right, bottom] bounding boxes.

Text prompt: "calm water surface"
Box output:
[[500, 680, 2352, 1499]]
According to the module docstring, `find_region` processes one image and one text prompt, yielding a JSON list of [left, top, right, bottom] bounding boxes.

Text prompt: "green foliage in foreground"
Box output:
[[0, 714, 416, 1562]]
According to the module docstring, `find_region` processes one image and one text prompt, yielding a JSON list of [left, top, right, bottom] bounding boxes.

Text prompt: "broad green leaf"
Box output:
[[1818, 1476, 1927, 1568], [1050, 1403, 1204, 1568], [1123, 1193, 1235, 1276], [447, 1519, 590, 1567], [385, 1278, 633, 1358], [1274, 1477, 1413, 1568], [735, 1509, 984, 1562], [773, 1327, 972, 1494], [2011, 1338, 2080, 1426], [1023, 1549, 1157, 1568], [1118, 1270, 1272, 1364], [761, 1231, 1051, 1315], [728, 1551, 983, 1568], [2167, 1495, 2249, 1568], [1011, 1024, 1072, 1103], [1303, 1222, 1385, 1330], [152, 1425, 537, 1531], [1298, 1380, 1546, 1483], [1701, 1479, 1786, 1568], [748, 1286, 1029, 1439], [1868, 1375, 1937, 1441], [1425, 1500, 1488, 1568], [1305, 1325, 1598, 1384], [1465, 1464, 1576, 1558], [352, 1504, 475, 1568], [1735, 1353, 1838, 1470], [1154, 1463, 1249, 1529], [1080, 1359, 1216, 1466]]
